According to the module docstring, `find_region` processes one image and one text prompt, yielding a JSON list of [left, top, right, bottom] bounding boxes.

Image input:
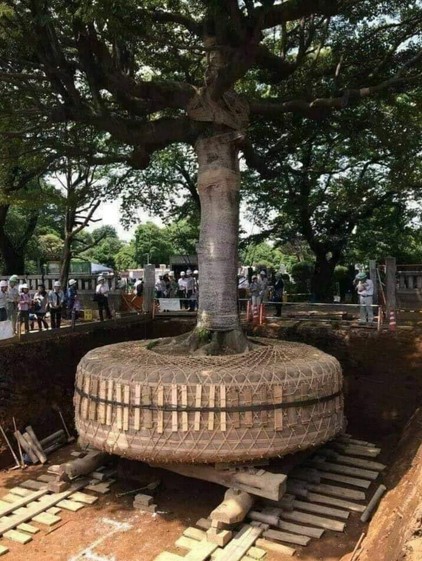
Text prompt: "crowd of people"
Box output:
[[0, 267, 376, 334], [237, 270, 284, 316], [140, 268, 286, 316], [0, 273, 113, 334], [154, 268, 199, 311]]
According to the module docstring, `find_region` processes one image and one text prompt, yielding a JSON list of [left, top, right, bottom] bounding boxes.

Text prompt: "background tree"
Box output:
[[114, 242, 137, 272], [0, 135, 54, 274], [82, 226, 124, 269], [243, 97, 422, 300], [133, 222, 175, 267]]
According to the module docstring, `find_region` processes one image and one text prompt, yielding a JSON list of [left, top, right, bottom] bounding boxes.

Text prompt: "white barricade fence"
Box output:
[[0, 320, 14, 340]]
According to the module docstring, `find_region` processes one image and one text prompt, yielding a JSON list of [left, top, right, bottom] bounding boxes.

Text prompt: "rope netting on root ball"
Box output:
[[74, 338, 344, 464]]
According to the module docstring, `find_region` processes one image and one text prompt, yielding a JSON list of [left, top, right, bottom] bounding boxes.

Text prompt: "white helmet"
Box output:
[[193, 270, 199, 274], [21, 283, 28, 290], [54, 281, 61, 288], [97, 275, 105, 281], [260, 270, 266, 275], [169, 271, 175, 276], [69, 279, 77, 286], [180, 271, 186, 276], [0, 280, 7, 288], [186, 269, 192, 275]]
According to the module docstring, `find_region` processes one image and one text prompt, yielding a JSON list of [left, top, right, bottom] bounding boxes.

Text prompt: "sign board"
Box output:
[[159, 298, 181, 311]]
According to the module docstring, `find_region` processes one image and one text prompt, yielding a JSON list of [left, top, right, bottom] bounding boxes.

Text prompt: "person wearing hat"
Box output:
[[95, 275, 112, 321], [48, 281, 65, 329], [185, 269, 196, 311], [249, 274, 261, 307], [6, 275, 19, 332], [18, 283, 31, 333], [168, 272, 178, 297], [33, 284, 49, 331], [259, 270, 269, 303], [178, 271, 188, 309], [355, 271, 374, 324], [0, 280, 8, 322], [67, 278, 79, 321], [273, 273, 284, 317]]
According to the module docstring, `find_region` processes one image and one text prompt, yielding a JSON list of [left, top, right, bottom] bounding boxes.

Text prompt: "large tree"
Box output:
[[0, 1, 421, 351], [243, 96, 422, 300]]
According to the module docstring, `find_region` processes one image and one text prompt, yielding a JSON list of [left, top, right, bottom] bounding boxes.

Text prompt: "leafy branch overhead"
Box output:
[[0, 1, 419, 166]]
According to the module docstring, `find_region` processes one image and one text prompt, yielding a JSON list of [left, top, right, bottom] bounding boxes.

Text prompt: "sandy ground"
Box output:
[[0, 444, 369, 561]]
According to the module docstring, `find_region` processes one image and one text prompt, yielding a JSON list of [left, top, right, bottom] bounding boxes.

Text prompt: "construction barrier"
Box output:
[[389, 309, 396, 332]]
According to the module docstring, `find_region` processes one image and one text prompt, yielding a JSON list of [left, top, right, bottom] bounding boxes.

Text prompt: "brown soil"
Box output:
[[1, 419, 420, 561]]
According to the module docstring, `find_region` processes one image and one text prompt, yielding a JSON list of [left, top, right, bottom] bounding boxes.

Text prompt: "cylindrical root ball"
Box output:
[[74, 338, 344, 464]]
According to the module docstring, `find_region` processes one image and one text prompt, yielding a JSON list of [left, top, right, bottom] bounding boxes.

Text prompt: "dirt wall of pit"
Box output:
[[0, 317, 152, 458]]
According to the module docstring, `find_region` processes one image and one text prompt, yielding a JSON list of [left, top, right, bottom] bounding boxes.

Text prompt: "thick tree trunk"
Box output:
[[0, 240, 25, 275], [153, 133, 252, 355], [195, 134, 241, 332], [0, 206, 26, 275], [311, 255, 337, 302], [60, 237, 72, 288]]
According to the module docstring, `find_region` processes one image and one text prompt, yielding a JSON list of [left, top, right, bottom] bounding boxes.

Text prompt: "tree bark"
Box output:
[[195, 133, 241, 332], [0, 204, 33, 275], [311, 254, 338, 302]]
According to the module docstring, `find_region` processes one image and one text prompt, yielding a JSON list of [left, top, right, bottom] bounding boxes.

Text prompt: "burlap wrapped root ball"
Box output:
[[75, 338, 344, 464]]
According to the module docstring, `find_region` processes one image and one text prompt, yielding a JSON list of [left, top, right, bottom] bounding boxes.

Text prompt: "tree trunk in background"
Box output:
[[60, 239, 71, 289], [311, 255, 337, 302], [0, 205, 27, 275]]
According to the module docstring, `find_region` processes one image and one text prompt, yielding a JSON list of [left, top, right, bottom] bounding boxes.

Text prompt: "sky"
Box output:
[[87, 199, 162, 241], [88, 198, 259, 242]]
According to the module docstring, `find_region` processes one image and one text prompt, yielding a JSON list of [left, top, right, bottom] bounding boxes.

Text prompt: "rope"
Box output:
[[74, 386, 342, 412]]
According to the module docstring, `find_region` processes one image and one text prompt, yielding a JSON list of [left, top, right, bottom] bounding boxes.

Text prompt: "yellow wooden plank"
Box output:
[[46, 507, 61, 515], [208, 385, 215, 431], [0, 545, 8, 556], [98, 379, 107, 424], [220, 386, 227, 432], [115, 383, 123, 429], [17, 522, 39, 534], [157, 386, 164, 434], [134, 384, 141, 430], [142, 386, 153, 429], [273, 386, 283, 430], [123, 385, 130, 431], [260, 387, 268, 426], [89, 378, 99, 421], [106, 379, 114, 426], [10, 487, 32, 497], [244, 389, 253, 428], [194, 385, 202, 431], [32, 512, 61, 526], [229, 388, 240, 429], [56, 499, 84, 512], [81, 375, 90, 420], [181, 385, 188, 432], [4, 529, 32, 544], [172, 384, 178, 432], [69, 492, 98, 505]]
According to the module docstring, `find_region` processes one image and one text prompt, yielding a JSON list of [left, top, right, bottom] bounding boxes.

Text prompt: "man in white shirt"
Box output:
[[355, 272, 374, 323], [178, 271, 188, 309], [95, 275, 112, 321]]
